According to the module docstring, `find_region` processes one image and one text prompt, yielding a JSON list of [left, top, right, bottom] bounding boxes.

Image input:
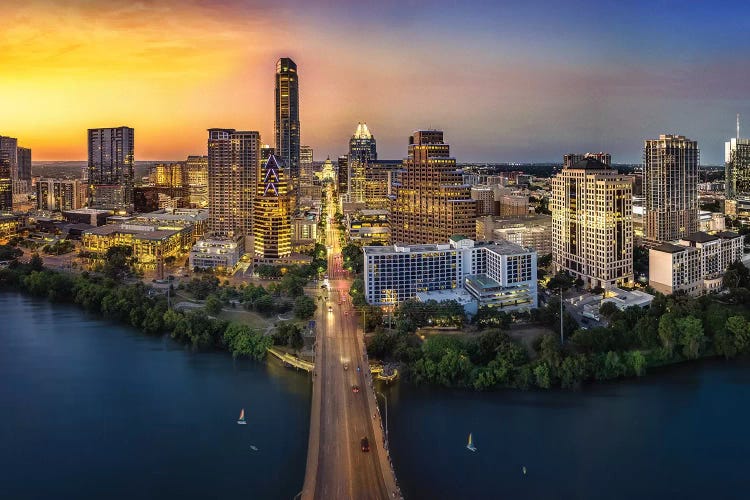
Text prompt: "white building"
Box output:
[[189, 236, 243, 271], [363, 236, 537, 312], [649, 231, 744, 295]]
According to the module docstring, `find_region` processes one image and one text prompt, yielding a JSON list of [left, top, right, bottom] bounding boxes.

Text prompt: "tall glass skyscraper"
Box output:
[[87, 126, 134, 210], [643, 134, 699, 243], [274, 58, 300, 186], [725, 137, 750, 200], [348, 122, 377, 202]]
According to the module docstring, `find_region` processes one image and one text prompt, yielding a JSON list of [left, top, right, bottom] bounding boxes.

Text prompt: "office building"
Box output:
[[0, 135, 32, 207], [275, 58, 300, 184], [300, 145, 313, 183], [363, 236, 537, 312], [253, 155, 292, 259], [0, 157, 11, 211], [205, 128, 260, 239], [649, 231, 744, 295], [471, 186, 496, 216], [552, 157, 634, 289], [185, 155, 209, 208], [363, 159, 401, 209], [348, 122, 377, 202], [36, 178, 87, 211], [87, 126, 134, 210], [391, 130, 476, 244], [643, 134, 699, 243], [725, 138, 750, 201], [337, 155, 348, 194]]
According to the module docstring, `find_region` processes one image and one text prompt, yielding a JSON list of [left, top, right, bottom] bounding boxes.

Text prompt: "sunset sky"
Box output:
[[2, 0, 749, 163]]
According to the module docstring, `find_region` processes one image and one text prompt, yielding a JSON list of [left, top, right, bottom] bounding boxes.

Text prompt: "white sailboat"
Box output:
[[237, 408, 247, 425], [466, 432, 477, 452]]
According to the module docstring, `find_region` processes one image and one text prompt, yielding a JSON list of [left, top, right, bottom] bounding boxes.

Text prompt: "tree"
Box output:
[[293, 295, 316, 320], [204, 294, 223, 316], [547, 270, 575, 291], [473, 306, 511, 330], [533, 363, 551, 389], [102, 246, 132, 280], [0, 245, 23, 261], [30, 253, 44, 271], [658, 313, 678, 357], [726, 315, 750, 353], [598, 301, 620, 319], [677, 316, 705, 359]]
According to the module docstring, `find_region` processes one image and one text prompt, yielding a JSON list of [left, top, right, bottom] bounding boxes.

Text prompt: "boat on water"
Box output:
[[466, 433, 477, 452], [250, 445, 259, 451], [237, 408, 247, 425]]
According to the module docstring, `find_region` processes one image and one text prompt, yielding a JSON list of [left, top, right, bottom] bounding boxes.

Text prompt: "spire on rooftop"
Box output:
[[353, 122, 372, 140]]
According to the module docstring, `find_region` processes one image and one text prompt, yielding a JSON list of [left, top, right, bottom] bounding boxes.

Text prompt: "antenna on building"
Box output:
[[738, 113, 741, 141]]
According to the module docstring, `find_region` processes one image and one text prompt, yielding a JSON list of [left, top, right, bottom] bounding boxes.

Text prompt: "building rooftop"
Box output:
[[464, 273, 502, 290], [415, 288, 475, 306], [716, 230, 741, 239], [84, 224, 182, 241], [568, 158, 611, 170], [653, 242, 687, 254], [682, 231, 719, 244]]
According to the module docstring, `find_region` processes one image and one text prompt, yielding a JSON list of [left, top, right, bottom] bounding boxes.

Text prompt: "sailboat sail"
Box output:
[[466, 432, 477, 452], [237, 408, 246, 424]]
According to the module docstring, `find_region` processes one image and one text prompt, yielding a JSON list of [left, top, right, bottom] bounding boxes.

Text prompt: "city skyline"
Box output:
[[2, 0, 749, 164]]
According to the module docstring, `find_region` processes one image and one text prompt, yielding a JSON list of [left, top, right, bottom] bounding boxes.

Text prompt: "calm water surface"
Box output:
[[0, 293, 311, 500], [383, 359, 750, 500], [3, 293, 750, 499]]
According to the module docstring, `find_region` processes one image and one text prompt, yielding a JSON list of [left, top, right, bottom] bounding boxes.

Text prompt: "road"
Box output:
[[301, 186, 400, 499]]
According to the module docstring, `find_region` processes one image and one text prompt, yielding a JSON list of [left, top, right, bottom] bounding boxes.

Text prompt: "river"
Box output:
[[2, 293, 750, 499]]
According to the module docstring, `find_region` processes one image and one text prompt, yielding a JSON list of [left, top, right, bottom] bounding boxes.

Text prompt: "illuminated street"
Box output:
[[301, 186, 399, 499]]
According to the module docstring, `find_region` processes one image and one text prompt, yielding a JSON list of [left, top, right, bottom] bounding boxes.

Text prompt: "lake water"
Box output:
[[3, 292, 750, 499], [0, 293, 311, 500]]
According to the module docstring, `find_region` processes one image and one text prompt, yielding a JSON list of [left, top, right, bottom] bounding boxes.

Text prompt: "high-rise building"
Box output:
[[363, 159, 401, 209], [643, 134, 699, 243], [37, 178, 86, 211], [337, 155, 348, 194], [274, 58, 300, 185], [0, 136, 32, 206], [348, 123, 377, 202], [206, 128, 260, 239], [391, 130, 476, 244], [261, 144, 275, 163], [185, 155, 209, 208], [0, 157, 11, 211], [725, 138, 750, 201], [87, 126, 135, 210], [300, 145, 313, 182], [253, 155, 291, 259], [563, 152, 611, 168], [552, 157, 634, 289]]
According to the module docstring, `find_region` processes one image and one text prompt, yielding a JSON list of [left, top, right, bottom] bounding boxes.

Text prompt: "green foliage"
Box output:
[[0, 244, 23, 261], [341, 244, 364, 274], [102, 245, 132, 280], [42, 240, 74, 255], [547, 270, 575, 291], [293, 295, 317, 320], [204, 294, 223, 316], [349, 277, 366, 307], [533, 362, 551, 389], [30, 253, 44, 271], [224, 323, 272, 360], [184, 274, 219, 300], [255, 264, 283, 279], [473, 306, 511, 330], [676, 316, 705, 359]]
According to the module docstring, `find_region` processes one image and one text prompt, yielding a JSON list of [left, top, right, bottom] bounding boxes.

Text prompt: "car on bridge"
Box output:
[[360, 437, 370, 452]]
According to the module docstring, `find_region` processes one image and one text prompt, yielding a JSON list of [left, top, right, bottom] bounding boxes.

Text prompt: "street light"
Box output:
[[376, 390, 389, 444]]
